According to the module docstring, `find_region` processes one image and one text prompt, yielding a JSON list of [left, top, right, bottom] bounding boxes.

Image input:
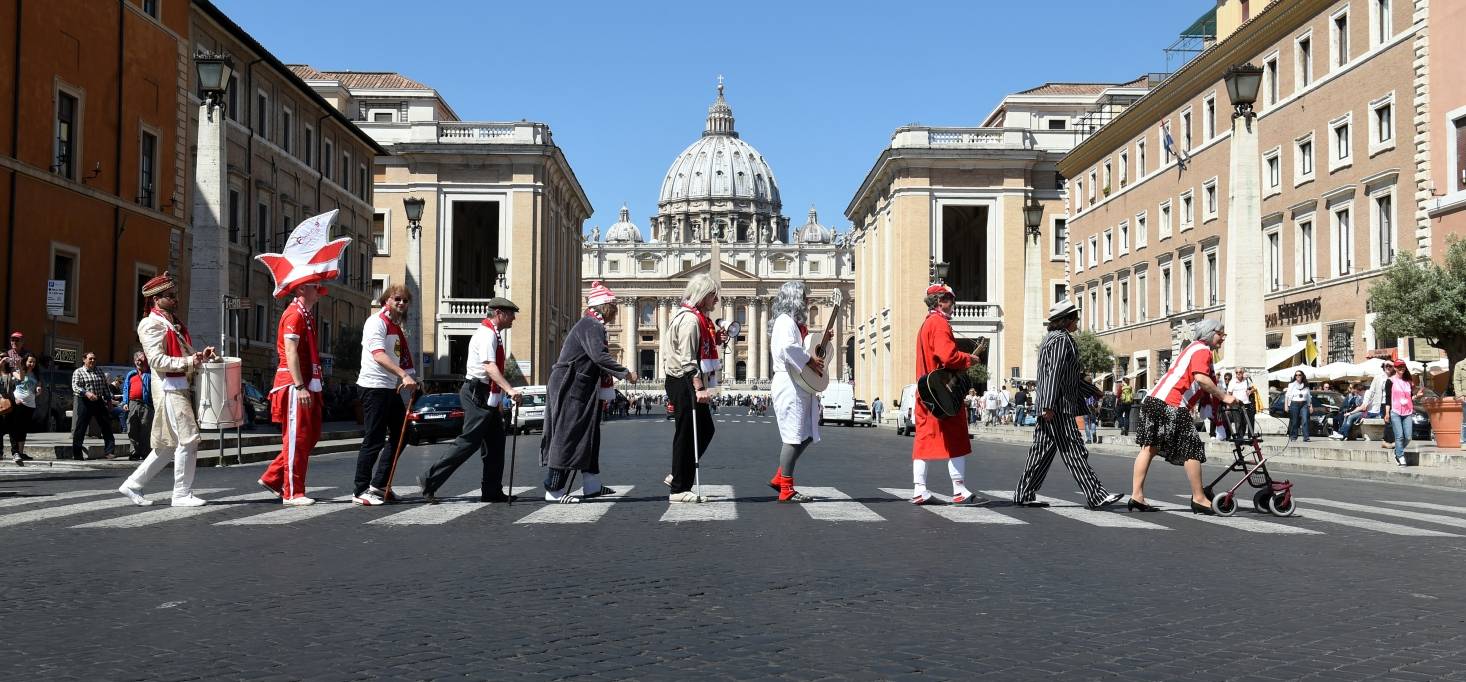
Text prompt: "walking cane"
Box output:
[[506, 401, 518, 506], [690, 388, 703, 497], [382, 388, 419, 502]]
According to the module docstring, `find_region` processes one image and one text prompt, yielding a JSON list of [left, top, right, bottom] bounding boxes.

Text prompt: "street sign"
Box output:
[[223, 297, 253, 310], [46, 280, 65, 316]]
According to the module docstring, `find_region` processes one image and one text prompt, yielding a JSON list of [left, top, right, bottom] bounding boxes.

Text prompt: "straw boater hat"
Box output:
[[1047, 299, 1080, 323], [254, 210, 351, 299], [141, 271, 178, 297], [586, 281, 617, 307]]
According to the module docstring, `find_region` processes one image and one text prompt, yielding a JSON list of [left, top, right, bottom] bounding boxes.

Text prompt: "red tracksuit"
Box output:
[[261, 300, 323, 500]]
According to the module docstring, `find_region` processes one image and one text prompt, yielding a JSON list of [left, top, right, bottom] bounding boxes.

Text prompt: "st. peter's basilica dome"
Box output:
[[657, 81, 781, 207], [795, 206, 836, 244]]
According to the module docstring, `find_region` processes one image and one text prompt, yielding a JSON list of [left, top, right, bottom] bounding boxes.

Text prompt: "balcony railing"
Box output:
[[952, 301, 1002, 320], [355, 120, 552, 147], [440, 298, 498, 318]]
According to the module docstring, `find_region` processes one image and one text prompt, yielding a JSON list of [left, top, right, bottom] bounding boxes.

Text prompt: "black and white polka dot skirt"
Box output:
[[1134, 396, 1206, 466]]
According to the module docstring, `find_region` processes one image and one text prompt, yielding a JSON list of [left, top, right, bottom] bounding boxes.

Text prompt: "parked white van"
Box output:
[[512, 385, 548, 434], [896, 383, 918, 436], [818, 382, 856, 426]]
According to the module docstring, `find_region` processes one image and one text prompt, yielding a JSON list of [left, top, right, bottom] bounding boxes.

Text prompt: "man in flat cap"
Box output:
[[118, 272, 217, 507], [419, 297, 522, 503], [1012, 299, 1123, 510]]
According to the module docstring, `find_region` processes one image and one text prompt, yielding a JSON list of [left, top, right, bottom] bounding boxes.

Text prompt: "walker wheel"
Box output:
[[1253, 489, 1272, 512], [1212, 492, 1237, 517], [1266, 494, 1296, 517]]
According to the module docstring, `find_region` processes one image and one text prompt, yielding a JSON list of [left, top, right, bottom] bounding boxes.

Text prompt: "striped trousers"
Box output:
[[1014, 413, 1110, 506]]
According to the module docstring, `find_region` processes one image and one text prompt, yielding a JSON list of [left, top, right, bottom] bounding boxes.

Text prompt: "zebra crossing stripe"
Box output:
[[793, 487, 883, 522], [1142, 499, 1322, 534], [1248, 505, 1458, 537], [1304, 498, 1466, 531], [369, 487, 536, 526], [879, 488, 1027, 524], [980, 491, 1169, 530], [1377, 501, 1466, 516], [660, 485, 736, 522], [0, 489, 115, 510], [217, 487, 423, 526], [514, 485, 634, 525], [0, 489, 229, 528], [72, 487, 334, 528]]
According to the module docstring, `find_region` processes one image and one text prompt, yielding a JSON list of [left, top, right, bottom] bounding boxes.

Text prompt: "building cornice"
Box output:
[[846, 146, 1048, 219]]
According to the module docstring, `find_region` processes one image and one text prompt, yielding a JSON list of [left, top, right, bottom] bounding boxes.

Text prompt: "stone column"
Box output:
[[1223, 110, 1267, 375], [757, 298, 770, 380], [1021, 223, 1044, 379], [188, 101, 228, 350], [622, 300, 636, 372]]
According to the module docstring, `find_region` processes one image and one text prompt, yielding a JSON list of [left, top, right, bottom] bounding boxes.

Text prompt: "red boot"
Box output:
[[768, 468, 782, 492], [777, 475, 813, 503]]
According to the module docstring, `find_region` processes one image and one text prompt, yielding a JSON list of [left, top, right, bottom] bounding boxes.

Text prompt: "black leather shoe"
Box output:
[[1127, 498, 1160, 512], [1012, 500, 1050, 508], [417, 476, 438, 505], [1190, 500, 1216, 515]]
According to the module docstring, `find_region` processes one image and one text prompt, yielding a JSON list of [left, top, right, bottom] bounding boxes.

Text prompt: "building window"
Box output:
[[1135, 212, 1148, 249], [1119, 151, 1128, 187], [1333, 206, 1354, 276], [256, 202, 270, 252], [324, 140, 333, 179], [1102, 229, 1113, 261], [772, 259, 787, 273], [1332, 9, 1350, 67], [342, 152, 352, 192], [281, 213, 291, 251], [228, 189, 240, 243], [1296, 32, 1313, 89], [1159, 201, 1173, 240], [1204, 95, 1216, 140], [1181, 257, 1195, 311], [54, 89, 79, 179], [1264, 55, 1279, 107], [372, 211, 388, 256], [1298, 219, 1316, 284], [1074, 243, 1084, 272], [1119, 280, 1130, 325], [607, 260, 620, 273], [373, 112, 393, 123], [1119, 221, 1129, 255], [1181, 110, 1193, 152], [639, 258, 655, 272], [1137, 140, 1147, 176], [141, 0, 159, 18], [256, 91, 269, 140], [1369, 94, 1395, 155], [1088, 290, 1099, 331], [358, 165, 368, 200], [1074, 180, 1084, 213], [1374, 192, 1395, 267], [371, 276, 387, 303], [1205, 250, 1219, 306], [51, 244, 79, 319], [1087, 236, 1097, 267], [1088, 171, 1097, 204], [1051, 217, 1068, 258], [1267, 229, 1282, 291], [282, 106, 295, 154], [1102, 161, 1112, 194], [1161, 264, 1173, 316], [1264, 148, 1282, 192], [1137, 272, 1148, 321], [1053, 283, 1068, 303], [138, 130, 157, 208], [1330, 114, 1352, 171], [304, 126, 314, 167], [1296, 133, 1315, 183], [1103, 283, 1113, 329], [1371, 0, 1392, 47], [1203, 179, 1218, 220], [1180, 191, 1194, 229], [809, 260, 822, 274]]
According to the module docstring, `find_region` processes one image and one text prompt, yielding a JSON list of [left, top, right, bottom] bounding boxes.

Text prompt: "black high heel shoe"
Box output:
[[1190, 500, 1216, 515], [1127, 498, 1160, 512]]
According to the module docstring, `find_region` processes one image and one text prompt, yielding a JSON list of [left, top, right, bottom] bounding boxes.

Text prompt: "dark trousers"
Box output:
[[354, 387, 407, 495], [421, 382, 505, 496], [125, 401, 153, 460], [71, 397, 115, 458], [1014, 412, 1110, 507], [666, 374, 714, 494], [1117, 403, 1131, 434], [1287, 401, 1309, 440], [6, 404, 32, 455]]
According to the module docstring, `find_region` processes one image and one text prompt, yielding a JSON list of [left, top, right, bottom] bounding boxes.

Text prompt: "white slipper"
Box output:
[[669, 491, 707, 503], [117, 485, 152, 506]]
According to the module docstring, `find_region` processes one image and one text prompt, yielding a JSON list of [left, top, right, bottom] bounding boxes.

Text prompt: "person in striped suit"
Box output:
[[1012, 300, 1123, 510]]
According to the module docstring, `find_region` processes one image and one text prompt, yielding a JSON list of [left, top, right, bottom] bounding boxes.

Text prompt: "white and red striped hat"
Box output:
[[586, 280, 617, 307]]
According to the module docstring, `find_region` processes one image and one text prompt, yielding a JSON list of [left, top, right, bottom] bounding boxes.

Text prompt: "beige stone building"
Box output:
[[189, 3, 382, 391], [845, 79, 1152, 407], [1058, 0, 1454, 387], [292, 67, 591, 384]]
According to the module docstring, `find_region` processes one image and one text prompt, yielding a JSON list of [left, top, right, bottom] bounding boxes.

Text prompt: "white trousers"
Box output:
[[123, 397, 199, 501], [912, 458, 970, 497]]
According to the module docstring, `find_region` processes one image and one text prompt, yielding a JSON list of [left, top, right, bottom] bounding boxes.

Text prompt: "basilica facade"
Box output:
[[582, 83, 854, 387]]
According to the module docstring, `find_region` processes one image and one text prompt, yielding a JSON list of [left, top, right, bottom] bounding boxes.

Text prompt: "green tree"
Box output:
[[331, 326, 362, 374], [1072, 330, 1115, 376], [1369, 238, 1466, 384], [503, 354, 528, 387], [965, 362, 990, 387]]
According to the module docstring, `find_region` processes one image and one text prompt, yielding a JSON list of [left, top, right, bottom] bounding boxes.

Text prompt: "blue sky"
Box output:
[[216, 0, 1209, 236]]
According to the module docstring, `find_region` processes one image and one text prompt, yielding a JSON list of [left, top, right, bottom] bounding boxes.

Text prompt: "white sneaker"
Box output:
[[669, 491, 707, 503], [282, 496, 316, 506], [170, 495, 207, 507], [1329, 432, 1345, 440], [353, 489, 386, 506], [117, 485, 152, 506], [544, 489, 581, 504], [257, 478, 282, 498]]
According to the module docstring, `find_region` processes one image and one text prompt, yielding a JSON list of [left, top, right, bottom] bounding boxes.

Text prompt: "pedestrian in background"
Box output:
[[1080, 373, 1099, 444], [1227, 368, 1258, 432], [1387, 360, 1422, 467], [6, 355, 39, 465], [70, 352, 116, 461], [351, 284, 418, 506], [4, 331, 33, 373], [1117, 378, 1133, 436], [1285, 370, 1312, 442], [121, 351, 152, 462], [1014, 383, 1031, 426], [661, 274, 721, 503], [965, 388, 979, 425], [871, 396, 885, 426]]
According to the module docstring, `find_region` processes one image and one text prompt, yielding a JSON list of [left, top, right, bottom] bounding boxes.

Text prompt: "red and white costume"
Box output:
[[910, 285, 977, 502], [122, 299, 204, 504], [1154, 340, 1217, 410]]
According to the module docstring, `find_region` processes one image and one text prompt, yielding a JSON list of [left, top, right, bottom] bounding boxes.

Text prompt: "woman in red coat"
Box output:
[[911, 284, 985, 505]]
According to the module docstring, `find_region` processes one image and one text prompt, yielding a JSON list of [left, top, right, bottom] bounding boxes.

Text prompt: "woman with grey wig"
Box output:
[[659, 274, 722, 503], [766, 280, 832, 503]]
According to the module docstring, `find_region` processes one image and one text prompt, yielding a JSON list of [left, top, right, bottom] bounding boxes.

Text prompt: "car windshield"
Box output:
[[417, 395, 460, 410], [1312, 391, 1344, 409], [520, 393, 546, 407]]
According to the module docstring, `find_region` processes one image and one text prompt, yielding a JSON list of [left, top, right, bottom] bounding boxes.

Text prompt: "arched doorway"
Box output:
[[638, 349, 656, 379]]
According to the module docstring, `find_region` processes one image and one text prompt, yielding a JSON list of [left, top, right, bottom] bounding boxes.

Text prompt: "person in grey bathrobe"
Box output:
[[539, 281, 639, 503]]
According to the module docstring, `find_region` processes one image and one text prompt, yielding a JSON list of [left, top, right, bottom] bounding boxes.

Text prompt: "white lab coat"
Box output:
[[770, 314, 820, 445]]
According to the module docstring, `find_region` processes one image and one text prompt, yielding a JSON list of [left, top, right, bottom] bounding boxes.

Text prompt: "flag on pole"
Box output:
[[1162, 121, 1188, 170], [1304, 336, 1320, 366]]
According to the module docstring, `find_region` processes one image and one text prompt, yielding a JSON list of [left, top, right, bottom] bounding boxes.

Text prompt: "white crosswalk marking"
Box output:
[[0, 489, 115, 509], [660, 485, 736, 522], [217, 495, 355, 525], [370, 487, 535, 526], [73, 487, 334, 528], [1143, 499, 1322, 534], [981, 491, 1169, 530], [793, 487, 883, 522], [1377, 501, 1466, 516], [1305, 498, 1466, 531], [514, 485, 634, 525], [1279, 507, 1458, 537], [0, 489, 228, 528], [879, 489, 1027, 524]]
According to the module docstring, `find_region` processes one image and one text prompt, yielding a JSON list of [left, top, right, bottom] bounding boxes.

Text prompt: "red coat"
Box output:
[[912, 312, 973, 460]]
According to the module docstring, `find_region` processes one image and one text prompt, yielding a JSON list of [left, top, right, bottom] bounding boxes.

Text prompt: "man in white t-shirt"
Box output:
[[984, 388, 1001, 425], [351, 285, 419, 506], [1224, 367, 1258, 435], [419, 298, 522, 504]]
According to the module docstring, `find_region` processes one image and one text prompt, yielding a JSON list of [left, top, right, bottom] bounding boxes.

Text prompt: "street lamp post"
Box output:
[[1021, 195, 1045, 379], [187, 50, 235, 355], [1222, 63, 1268, 378], [493, 255, 510, 294], [402, 196, 426, 375]]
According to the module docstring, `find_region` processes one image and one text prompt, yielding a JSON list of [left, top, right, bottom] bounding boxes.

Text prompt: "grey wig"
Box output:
[[681, 274, 719, 307], [1193, 318, 1225, 345], [771, 280, 809, 325]]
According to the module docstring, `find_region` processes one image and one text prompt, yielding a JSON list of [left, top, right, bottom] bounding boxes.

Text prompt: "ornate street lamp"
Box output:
[[1023, 198, 1044, 238], [402, 196, 425, 237], [494, 256, 510, 288], [933, 260, 950, 284], [194, 50, 234, 122], [1223, 63, 1264, 122]]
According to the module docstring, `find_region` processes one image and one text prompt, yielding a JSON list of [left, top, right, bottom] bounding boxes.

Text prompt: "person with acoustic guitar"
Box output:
[[766, 280, 830, 503], [1012, 300, 1124, 510], [910, 283, 986, 506]]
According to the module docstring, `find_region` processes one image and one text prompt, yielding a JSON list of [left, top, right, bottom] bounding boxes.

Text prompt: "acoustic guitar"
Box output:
[[791, 289, 844, 394], [916, 336, 989, 418]]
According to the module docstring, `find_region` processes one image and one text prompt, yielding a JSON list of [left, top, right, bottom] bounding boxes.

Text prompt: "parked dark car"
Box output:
[[1098, 394, 1119, 427], [406, 393, 465, 446], [241, 383, 270, 426], [1267, 390, 1346, 437]]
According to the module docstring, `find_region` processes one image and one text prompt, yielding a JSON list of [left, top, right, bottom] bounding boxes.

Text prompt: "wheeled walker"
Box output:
[[1203, 405, 1296, 518]]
